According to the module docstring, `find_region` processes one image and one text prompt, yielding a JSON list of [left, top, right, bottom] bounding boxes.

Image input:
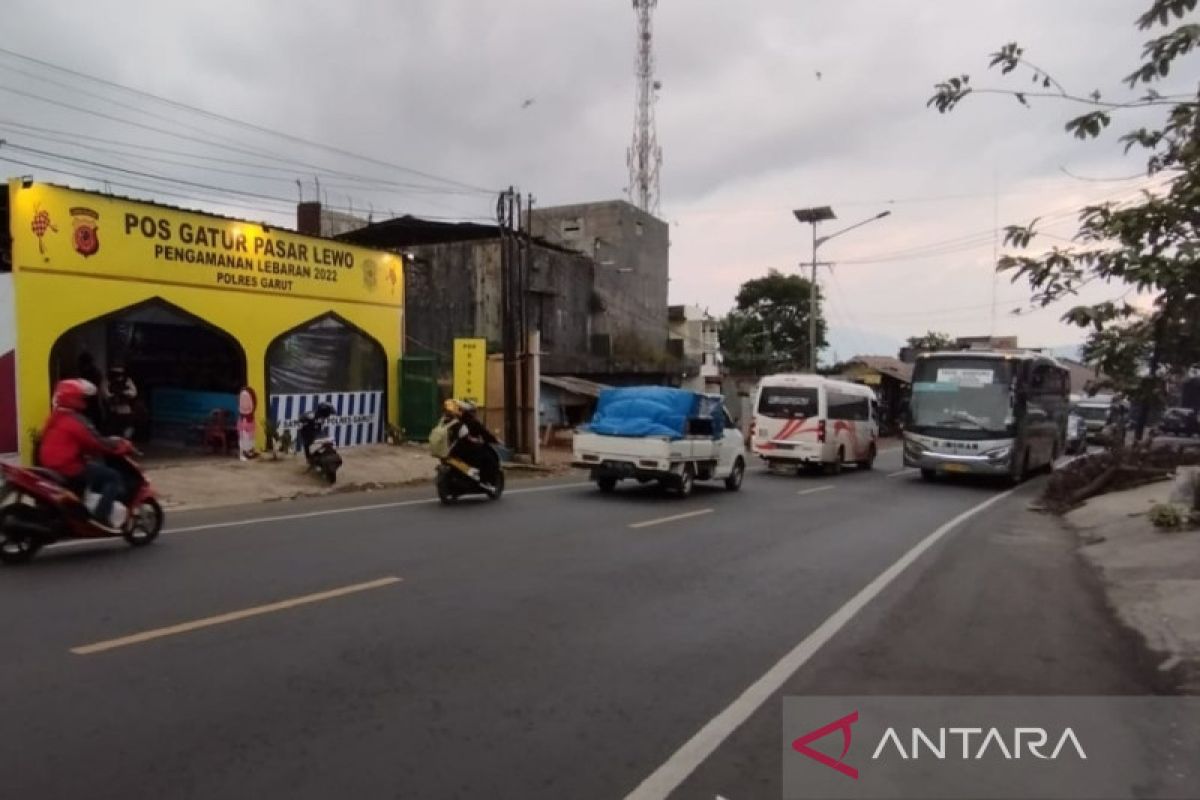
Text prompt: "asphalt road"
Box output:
[[0, 448, 1170, 799]]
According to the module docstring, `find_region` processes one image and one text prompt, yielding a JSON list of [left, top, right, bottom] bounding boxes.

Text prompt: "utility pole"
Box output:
[[497, 187, 519, 447], [793, 207, 892, 372]]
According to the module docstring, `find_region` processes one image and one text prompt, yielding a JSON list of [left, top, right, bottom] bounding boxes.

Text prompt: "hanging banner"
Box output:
[[269, 391, 383, 449], [10, 182, 403, 307], [453, 338, 487, 406]]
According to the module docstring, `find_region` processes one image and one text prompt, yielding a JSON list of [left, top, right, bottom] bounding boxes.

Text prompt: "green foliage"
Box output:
[[719, 269, 828, 374], [905, 331, 955, 351], [930, 0, 1200, 437], [1149, 502, 1185, 529]]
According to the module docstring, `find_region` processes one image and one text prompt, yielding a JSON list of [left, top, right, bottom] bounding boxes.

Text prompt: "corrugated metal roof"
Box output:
[[848, 355, 913, 384], [540, 375, 610, 398]]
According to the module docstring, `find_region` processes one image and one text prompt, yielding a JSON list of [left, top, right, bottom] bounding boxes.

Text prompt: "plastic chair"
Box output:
[[203, 409, 233, 455]]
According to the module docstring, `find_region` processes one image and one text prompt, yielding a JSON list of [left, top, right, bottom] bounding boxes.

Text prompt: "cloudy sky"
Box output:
[[3, 0, 1189, 360]]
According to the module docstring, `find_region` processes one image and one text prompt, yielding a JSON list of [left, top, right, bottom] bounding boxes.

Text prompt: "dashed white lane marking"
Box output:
[[629, 509, 715, 529], [622, 487, 1018, 800], [71, 576, 402, 655], [887, 468, 916, 478], [796, 485, 835, 496]]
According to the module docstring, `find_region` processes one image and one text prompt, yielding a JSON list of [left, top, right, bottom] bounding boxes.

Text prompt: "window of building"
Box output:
[[561, 218, 582, 238]]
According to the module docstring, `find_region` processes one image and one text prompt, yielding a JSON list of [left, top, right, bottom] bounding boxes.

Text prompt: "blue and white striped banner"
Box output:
[[269, 391, 384, 449]]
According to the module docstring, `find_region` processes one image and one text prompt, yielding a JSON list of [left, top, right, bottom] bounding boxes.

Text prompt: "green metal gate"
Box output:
[[399, 356, 439, 442]]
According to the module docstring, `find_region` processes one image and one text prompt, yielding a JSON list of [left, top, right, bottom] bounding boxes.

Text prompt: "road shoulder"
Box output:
[[1066, 480, 1200, 694], [666, 482, 1162, 799]]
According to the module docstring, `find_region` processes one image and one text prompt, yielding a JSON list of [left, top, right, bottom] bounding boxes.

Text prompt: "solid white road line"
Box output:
[[629, 509, 715, 529], [796, 485, 835, 496], [43, 481, 594, 546], [622, 487, 1018, 800], [887, 468, 916, 478], [71, 576, 402, 655]]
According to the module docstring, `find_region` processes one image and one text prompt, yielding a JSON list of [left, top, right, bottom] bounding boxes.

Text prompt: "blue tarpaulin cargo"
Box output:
[[584, 386, 723, 439]]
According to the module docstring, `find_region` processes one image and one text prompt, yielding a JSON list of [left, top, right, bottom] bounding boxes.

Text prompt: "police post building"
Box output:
[[0, 180, 404, 460]]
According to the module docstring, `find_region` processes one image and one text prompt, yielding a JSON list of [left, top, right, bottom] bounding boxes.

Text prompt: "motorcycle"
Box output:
[[0, 449, 163, 565], [297, 405, 342, 484], [435, 444, 506, 504]]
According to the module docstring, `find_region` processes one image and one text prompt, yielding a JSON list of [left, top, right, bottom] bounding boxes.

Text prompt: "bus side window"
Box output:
[[829, 391, 858, 421]]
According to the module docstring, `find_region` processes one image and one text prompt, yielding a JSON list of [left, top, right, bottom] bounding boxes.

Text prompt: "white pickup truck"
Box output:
[[573, 405, 746, 496]]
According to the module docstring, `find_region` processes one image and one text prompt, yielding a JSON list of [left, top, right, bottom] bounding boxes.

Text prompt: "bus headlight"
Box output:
[[904, 438, 925, 458], [984, 445, 1011, 461]]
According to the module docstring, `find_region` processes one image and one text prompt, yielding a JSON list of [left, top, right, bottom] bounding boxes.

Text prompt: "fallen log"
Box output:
[[1065, 465, 1119, 507]]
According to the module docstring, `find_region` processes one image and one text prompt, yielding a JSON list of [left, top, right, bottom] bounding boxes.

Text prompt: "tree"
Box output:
[[905, 331, 955, 352], [929, 0, 1200, 437], [719, 269, 827, 374]]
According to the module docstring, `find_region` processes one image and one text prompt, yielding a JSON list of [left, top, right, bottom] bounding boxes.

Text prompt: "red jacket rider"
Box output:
[[38, 380, 123, 479]]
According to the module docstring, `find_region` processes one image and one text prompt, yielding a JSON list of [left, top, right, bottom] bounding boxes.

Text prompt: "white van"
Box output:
[[751, 374, 879, 473]]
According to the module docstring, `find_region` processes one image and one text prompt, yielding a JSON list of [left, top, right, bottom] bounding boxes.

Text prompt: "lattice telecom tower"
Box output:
[[627, 0, 662, 216]]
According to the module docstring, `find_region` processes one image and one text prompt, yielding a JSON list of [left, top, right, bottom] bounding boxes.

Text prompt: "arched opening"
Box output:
[[49, 298, 247, 446], [266, 313, 387, 448]]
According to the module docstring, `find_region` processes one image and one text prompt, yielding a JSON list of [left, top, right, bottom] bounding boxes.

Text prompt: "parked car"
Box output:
[[1157, 407, 1200, 437]]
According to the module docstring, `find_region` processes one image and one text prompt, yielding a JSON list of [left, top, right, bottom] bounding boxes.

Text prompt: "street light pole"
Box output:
[[809, 219, 819, 374], [792, 207, 892, 372]]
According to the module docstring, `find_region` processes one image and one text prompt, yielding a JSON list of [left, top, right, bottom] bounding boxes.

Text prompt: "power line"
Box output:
[[0, 119, 489, 196], [0, 154, 298, 218], [834, 180, 1170, 266], [0, 81, 498, 207], [0, 46, 496, 194], [0, 130, 494, 222], [0, 153, 495, 226]]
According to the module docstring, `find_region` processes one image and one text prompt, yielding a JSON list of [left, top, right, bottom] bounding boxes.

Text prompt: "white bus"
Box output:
[[750, 374, 880, 473]]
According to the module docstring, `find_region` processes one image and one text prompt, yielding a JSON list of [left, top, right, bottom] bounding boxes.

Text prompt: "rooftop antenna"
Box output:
[[296, 179, 304, 202], [627, 0, 662, 216]]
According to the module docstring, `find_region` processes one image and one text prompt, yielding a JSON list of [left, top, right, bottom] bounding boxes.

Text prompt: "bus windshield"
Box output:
[[1073, 404, 1110, 421], [758, 386, 818, 419], [908, 358, 1014, 435]]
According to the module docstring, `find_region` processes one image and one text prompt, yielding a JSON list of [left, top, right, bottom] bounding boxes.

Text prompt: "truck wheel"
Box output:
[[676, 464, 695, 498], [597, 476, 618, 493], [724, 457, 745, 491], [920, 468, 936, 482]]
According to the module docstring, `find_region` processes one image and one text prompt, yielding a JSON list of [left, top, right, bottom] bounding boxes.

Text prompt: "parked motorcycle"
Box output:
[[297, 403, 343, 484], [0, 448, 163, 565], [435, 444, 506, 504]]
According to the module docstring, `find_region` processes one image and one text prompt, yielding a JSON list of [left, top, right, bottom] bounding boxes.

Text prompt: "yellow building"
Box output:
[[4, 180, 404, 461]]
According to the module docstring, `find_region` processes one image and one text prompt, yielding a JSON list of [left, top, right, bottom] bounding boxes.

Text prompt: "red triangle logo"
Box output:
[[791, 710, 859, 780]]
